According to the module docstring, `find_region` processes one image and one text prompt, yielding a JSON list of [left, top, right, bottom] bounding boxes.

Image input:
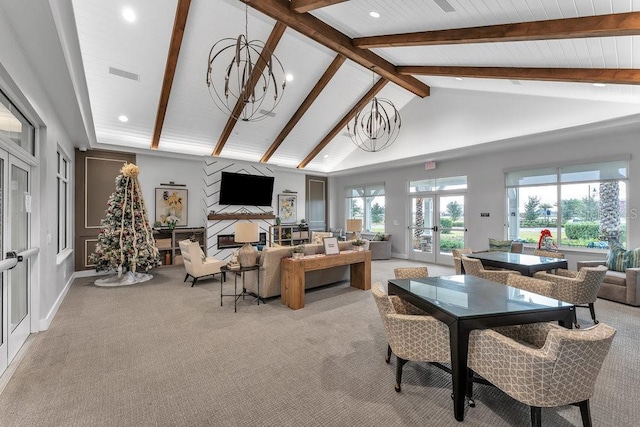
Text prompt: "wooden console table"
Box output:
[[280, 250, 371, 310]]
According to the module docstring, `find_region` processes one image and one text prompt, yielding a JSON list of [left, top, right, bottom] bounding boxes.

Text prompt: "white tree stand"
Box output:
[[95, 271, 153, 287]]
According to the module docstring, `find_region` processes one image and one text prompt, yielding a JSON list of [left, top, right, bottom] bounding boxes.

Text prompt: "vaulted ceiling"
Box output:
[[64, 0, 640, 172]]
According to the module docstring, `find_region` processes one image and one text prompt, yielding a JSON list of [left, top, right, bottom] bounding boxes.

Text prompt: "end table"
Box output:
[[220, 264, 260, 312]]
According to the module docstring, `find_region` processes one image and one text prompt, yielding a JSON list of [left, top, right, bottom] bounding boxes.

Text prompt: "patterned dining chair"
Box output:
[[394, 266, 429, 279], [534, 265, 608, 328], [371, 284, 450, 392], [468, 322, 616, 427], [461, 256, 521, 284], [533, 249, 566, 259], [452, 248, 473, 258], [506, 275, 555, 298]]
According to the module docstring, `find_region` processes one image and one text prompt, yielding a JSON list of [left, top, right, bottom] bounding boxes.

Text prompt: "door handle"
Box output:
[[5, 251, 22, 269]]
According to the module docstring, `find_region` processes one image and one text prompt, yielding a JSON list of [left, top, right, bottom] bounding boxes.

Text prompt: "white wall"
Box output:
[[0, 5, 76, 330], [331, 116, 640, 269]]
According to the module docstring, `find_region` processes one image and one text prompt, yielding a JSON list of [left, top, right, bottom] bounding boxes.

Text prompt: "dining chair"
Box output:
[[533, 249, 566, 259], [453, 257, 464, 275], [467, 322, 616, 427], [394, 266, 429, 279], [371, 284, 450, 392], [452, 248, 472, 258], [534, 265, 608, 328], [506, 275, 555, 297], [461, 256, 521, 285]]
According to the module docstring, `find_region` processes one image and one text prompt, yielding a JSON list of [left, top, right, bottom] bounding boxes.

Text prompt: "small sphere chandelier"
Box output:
[[347, 69, 401, 152], [206, 5, 286, 122]]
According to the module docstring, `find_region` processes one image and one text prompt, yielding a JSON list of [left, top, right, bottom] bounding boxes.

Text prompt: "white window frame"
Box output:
[[56, 147, 71, 258]]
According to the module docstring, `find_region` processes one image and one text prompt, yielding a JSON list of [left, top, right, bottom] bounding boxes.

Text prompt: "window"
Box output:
[[345, 184, 385, 233], [0, 89, 35, 154], [506, 160, 628, 249], [57, 150, 70, 253]]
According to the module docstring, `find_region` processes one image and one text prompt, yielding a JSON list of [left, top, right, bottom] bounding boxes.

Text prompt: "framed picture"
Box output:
[[323, 237, 339, 255], [278, 194, 297, 224], [155, 188, 188, 227]]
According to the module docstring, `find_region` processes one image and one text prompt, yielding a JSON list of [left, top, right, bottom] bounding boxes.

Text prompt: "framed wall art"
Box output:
[[155, 188, 188, 227], [278, 194, 297, 224]]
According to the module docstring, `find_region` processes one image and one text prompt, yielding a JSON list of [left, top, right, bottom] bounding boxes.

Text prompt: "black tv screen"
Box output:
[[219, 172, 275, 206]]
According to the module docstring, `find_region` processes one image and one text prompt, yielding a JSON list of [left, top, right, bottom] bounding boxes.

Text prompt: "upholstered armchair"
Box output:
[[533, 249, 565, 259], [452, 248, 472, 258], [178, 240, 226, 287], [506, 275, 555, 297], [393, 266, 429, 279], [371, 284, 450, 392], [534, 265, 607, 328], [462, 257, 521, 284], [468, 322, 616, 427]]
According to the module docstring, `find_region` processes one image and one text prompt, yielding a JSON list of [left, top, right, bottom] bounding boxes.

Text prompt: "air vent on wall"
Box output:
[[108, 66, 140, 82]]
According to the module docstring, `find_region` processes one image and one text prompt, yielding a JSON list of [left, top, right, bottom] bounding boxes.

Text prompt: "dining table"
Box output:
[[387, 274, 574, 422], [465, 251, 567, 276]]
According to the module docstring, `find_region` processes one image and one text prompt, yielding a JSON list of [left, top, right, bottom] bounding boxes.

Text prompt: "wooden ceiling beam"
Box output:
[[260, 54, 346, 163], [151, 0, 192, 149], [353, 11, 640, 48], [397, 66, 640, 85], [297, 78, 388, 169], [242, 0, 430, 97], [212, 22, 287, 157], [290, 0, 348, 14]]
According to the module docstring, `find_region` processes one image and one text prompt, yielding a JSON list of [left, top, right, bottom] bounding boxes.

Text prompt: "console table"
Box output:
[[280, 250, 371, 310]]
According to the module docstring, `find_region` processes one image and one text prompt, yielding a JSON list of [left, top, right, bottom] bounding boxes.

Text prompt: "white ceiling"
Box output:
[[6, 0, 640, 173]]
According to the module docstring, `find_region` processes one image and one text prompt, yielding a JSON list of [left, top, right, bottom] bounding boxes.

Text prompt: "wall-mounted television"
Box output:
[[218, 172, 275, 206]]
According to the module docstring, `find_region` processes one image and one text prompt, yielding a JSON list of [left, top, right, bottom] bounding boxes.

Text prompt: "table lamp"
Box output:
[[346, 218, 362, 240], [235, 222, 259, 267]]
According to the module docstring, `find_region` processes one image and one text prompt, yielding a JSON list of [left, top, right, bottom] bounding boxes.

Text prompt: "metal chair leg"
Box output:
[[191, 277, 198, 287], [184, 274, 189, 282], [578, 400, 592, 427], [589, 303, 598, 324], [395, 357, 408, 392], [530, 406, 542, 427], [385, 344, 392, 364]]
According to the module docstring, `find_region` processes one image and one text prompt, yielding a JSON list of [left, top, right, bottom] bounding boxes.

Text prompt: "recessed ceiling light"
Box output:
[[118, 115, 129, 122], [593, 83, 606, 87], [323, 154, 329, 159], [369, 11, 380, 18], [122, 7, 136, 23], [455, 77, 463, 81], [285, 74, 294, 82]]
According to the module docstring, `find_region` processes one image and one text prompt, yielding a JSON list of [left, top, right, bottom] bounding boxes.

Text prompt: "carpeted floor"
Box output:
[[0, 259, 638, 426]]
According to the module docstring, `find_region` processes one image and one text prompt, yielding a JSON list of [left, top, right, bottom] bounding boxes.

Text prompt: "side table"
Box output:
[[220, 264, 260, 312]]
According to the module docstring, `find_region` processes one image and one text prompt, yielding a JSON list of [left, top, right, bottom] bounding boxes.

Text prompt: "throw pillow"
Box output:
[[313, 235, 323, 244], [488, 238, 512, 252], [373, 233, 384, 241], [606, 245, 626, 272], [624, 247, 640, 269]]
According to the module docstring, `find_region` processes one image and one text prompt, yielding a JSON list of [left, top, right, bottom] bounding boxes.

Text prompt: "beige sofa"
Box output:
[[577, 260, 640, 306], [359, 232, 392, 260], [242, 240, 355, 299]]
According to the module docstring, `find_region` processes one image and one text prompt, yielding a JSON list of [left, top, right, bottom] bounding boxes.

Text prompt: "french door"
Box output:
[[0, 150, 32, 374], [408, 193, 466, 265]]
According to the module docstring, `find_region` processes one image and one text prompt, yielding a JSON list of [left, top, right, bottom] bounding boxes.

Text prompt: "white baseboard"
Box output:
[[39, 274, 74, 331], [391, 252, 408, 259]]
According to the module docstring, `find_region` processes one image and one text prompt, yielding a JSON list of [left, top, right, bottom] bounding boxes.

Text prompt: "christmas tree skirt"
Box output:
[[95, 271, 153, 287]]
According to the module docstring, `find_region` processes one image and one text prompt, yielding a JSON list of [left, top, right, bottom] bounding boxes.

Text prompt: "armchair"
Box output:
[[178, 240, 226, 287], [371, 284, 450, 392], [461, 257, 521, 285], [534, 265, 607, 328], [393, 266, 429, 279], [468, 322, 616, 427]]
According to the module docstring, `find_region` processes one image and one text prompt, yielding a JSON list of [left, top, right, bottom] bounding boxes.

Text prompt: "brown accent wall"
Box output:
[[74, 149, 135, 271]]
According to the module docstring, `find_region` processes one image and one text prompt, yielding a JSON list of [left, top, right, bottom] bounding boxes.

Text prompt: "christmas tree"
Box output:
[[90, 163, 160, 284]]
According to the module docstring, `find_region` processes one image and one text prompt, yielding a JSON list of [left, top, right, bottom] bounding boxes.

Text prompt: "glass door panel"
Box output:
[[408, 196, 435, 263], [438, 194, 466, 258]]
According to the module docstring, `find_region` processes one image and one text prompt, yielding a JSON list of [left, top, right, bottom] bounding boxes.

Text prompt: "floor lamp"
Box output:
[[235, 222, 259, 267], [346, 219, 362, 241]]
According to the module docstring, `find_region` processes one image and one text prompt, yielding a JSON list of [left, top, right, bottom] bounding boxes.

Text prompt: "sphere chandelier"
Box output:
[[206, 5, 286, 122], [347, 69, 401, 152]]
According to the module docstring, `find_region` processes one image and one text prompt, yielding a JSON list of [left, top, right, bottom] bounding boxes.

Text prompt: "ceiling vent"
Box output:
[[108, 66, 139, 82], [258, 109, 276, 118], [510, 80, 522, 85], [434, 0, 455, 13]]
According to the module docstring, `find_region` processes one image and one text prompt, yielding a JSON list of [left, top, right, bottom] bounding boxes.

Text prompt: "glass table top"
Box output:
[[388, 275, 572, 318], [467, 252, 566, 266]]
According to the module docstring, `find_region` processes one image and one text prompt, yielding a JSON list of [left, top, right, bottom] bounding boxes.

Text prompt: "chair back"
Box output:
[[510, 242, 524, 253], [394, 266, 428, 279], [506, 275, 554, 297], [178, 239, 204, 276], [453, 257, 463, 275], [452, 248, 472, 258], [461, 257, 483, 276], [571, 265, 608, 304], [533, 249, 565, 259]]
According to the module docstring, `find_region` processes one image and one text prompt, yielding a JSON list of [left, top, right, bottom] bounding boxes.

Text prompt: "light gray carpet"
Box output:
[[0, 259, 638, 426]]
